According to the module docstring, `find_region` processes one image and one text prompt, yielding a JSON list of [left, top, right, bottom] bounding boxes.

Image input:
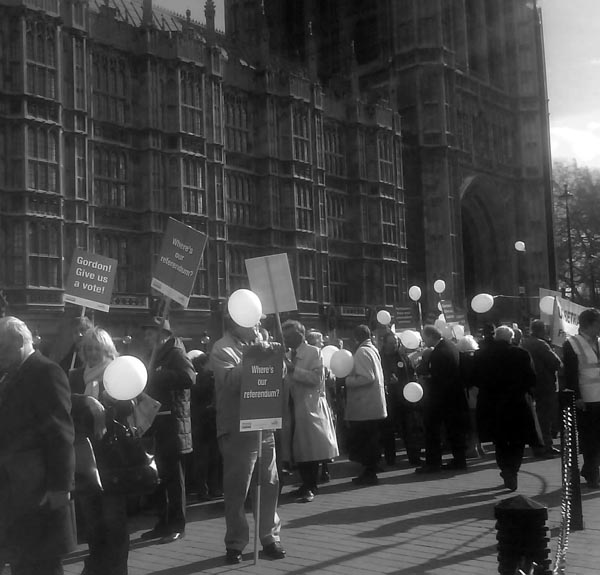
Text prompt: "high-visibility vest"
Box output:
[[569, 334, 600, 402]]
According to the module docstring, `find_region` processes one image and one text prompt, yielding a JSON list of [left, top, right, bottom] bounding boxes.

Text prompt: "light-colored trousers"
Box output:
[[218, 430, 281, 551]]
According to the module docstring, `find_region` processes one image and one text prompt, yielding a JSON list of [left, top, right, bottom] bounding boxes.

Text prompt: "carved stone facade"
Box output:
[[0, 0, 405, 342]]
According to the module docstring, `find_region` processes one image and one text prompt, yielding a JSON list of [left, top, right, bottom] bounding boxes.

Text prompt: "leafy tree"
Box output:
[[552, 160, 600, 305]]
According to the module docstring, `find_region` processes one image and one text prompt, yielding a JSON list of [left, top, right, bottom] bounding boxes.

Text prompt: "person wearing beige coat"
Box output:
[[282, 321, 338, 503], [345, 324, 387, 486]]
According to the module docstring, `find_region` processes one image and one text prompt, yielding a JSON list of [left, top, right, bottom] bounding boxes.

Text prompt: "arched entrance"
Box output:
[[460, 176, 519, 324]]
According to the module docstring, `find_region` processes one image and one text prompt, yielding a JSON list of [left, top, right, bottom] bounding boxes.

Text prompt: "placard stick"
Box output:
[[253, 429, 263, 565], [148, 297, 171, 372], [70, 306, 87, 370]]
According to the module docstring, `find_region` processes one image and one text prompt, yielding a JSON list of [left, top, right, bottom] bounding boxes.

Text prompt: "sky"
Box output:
[[163, 0, 600, 170]]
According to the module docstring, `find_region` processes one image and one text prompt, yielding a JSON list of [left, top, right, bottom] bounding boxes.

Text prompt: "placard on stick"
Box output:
[[240, 346, 284, 432], [64, 249, 118, 313], [245, 254, 297, 314], [151, 218, 207, 308]]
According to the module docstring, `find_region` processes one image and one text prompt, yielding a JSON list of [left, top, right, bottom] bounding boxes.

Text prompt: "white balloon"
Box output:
[[227, 289, 263, 328], [403, 381, 424, 403], [514, 241, 526, 252], [437, 301, 444, 312], [434, 318, 447, 331], [376, 310, 392, 325], [471, 293, 495, 313], [408, 286, 422, 302], [399, 330, 421, 350], [103, 356, 148, 401], [441, 325, 454, 339], [330, 349, 354, 378], [433, 279, 446, 294], [321, 345, 338, 369], [539, 295, 556, 316]]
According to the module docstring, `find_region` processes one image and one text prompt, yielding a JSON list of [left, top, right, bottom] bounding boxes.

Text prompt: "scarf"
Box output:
[[83, 359, 111, 399]]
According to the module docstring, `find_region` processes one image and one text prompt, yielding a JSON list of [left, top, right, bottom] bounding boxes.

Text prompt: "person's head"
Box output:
[[143, 317, 173, 348], [353, 324, 371, 346], [188, 349, 209, 373], [382, 332, 399, 354], [530, 319, 547, 340], [306, 330, 324, 348], [482, 323, 495, 341], [456, 335, 479, 353], [494, 325, 514, 343], [71, 316, 93, 346], [80, 327, 119, 368], [0, 316, 34, 371], [422, 325, 442, 348], [578, 308, 600, 338], [282, 319, 305, 350]]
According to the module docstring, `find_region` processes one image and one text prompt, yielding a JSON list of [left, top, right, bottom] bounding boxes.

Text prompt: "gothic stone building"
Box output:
[[0, 0, 553, 344]]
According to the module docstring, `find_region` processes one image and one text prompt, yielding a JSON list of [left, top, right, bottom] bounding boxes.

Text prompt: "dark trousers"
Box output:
[[10, 558, 63, 575], [423, 403, 467, 467], [535, 389, 558, 449], [347, 420, 382, 474], [154, 450, 186, 533], [578, 402, 600, 483], [79, 492, 129, 575], [297, 461, 319, 493], [495, 440, 525, 477]]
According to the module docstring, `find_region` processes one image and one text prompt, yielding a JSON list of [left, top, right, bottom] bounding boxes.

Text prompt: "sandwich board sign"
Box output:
[[240, 346, 284, 432], [151, 218, 207, 308], [245, 253, 297, 314], [64, 249, 118, 313]]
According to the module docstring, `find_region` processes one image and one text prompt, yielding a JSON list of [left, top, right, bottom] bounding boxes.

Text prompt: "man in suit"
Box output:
[[0, 316, 76, 575], [210, 315, 286, 565], [416, 324, 468, 474]]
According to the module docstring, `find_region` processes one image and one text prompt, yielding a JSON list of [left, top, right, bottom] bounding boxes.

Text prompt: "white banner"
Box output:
[[539, 288, 587, 346]]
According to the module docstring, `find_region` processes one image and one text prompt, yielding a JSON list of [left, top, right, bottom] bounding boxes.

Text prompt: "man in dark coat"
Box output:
[[520, 319, 562, 458], [416, 325, 468, 474], [475, 325, 541, 491], [0, 316, 76, 575], [141, 318, 195, 544]]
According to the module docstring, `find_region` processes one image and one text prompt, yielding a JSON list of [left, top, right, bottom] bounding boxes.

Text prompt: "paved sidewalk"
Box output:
[[60, 449, 600, 575]]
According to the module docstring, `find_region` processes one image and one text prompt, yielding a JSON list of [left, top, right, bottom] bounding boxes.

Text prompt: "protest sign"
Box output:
[[245, 254, 297, 314], [240, 346, 283, 432], [539, 288, 586, 346], [395, 306, 416, 330], [64, 249, 118, 313], [151, 218, 207, 308]]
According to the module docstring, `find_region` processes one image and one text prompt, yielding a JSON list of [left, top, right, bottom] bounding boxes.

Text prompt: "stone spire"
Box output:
[[205, 0, 216, 32]]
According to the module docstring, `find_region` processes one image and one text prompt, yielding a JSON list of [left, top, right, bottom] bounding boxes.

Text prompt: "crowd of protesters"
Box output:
[[2, 301, 599, 574]]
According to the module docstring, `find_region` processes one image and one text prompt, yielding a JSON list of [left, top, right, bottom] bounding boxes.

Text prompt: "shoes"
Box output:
[[442, 460, 467, 471], [262, 541, 286, 560], [140, 527, 168, 541], [160, 531, 185, 544], [225, 549, 243, 564], [296, 490, 315, 503], [351, 473, 378, 486], [500, 472, 518, 492], [414, 465, 442, 474]]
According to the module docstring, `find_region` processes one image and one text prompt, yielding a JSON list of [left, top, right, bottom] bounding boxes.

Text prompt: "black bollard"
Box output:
[[494, 495, 552, 575]]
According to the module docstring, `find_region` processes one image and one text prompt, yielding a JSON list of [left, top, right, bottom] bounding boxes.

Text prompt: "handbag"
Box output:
[[74, 435, 103, 494], [96, 418, 160, 496]]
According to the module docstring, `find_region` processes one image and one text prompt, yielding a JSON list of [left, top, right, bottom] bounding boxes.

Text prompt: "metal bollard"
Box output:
[[495, 495, 552, 575]]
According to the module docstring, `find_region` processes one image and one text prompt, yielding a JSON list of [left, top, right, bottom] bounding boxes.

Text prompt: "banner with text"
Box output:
[[240, 346, 284, 432], [539, 288, 587, 346], [64, 249, 118, 313], [151, 218, 207, 308], [245, 253, 297, 314]]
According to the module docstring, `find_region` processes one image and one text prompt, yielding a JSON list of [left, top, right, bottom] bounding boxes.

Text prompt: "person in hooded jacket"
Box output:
[[140, 318, 195, 544]]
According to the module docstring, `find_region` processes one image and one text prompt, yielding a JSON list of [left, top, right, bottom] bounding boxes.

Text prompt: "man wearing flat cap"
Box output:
[[140, 317, 196, 544]]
